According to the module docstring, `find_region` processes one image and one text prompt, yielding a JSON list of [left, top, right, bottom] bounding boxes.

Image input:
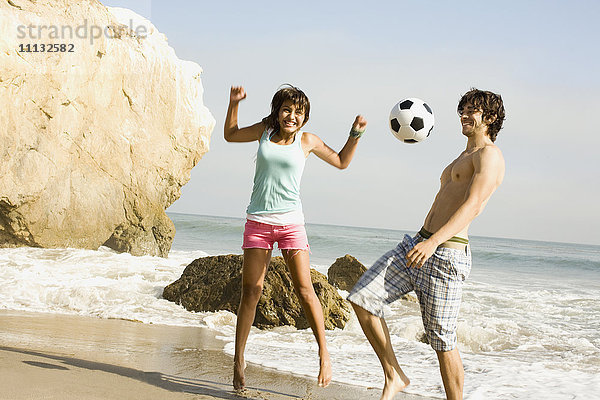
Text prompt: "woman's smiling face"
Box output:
[[278, 100, 306, 134]]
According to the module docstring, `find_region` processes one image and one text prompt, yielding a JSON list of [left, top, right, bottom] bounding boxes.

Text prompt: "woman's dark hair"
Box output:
[[458, 88, 506, 142], [262, 84, 310, 132]]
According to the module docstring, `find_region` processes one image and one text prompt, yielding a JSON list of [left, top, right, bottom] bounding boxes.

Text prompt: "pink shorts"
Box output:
[[242, 220, 309, 251]]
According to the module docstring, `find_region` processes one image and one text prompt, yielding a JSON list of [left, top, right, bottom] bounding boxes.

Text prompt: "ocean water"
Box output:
[[1, 212, 599, 399]]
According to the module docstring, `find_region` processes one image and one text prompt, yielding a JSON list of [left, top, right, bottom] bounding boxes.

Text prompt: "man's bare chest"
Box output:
[[441, 154, 475, 184]]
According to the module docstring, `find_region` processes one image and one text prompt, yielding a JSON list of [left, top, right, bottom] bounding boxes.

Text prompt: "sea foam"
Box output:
[[0, 247, 208, 326]]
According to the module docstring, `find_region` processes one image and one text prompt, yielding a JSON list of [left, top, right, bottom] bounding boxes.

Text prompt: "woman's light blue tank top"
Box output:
[[246, 129, 306, 214]]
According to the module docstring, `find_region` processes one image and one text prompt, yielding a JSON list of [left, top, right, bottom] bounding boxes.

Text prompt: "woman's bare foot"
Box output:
[[380, 368, 410, 400], [318, 352, 332, 388], [233, 359, 247, 391]]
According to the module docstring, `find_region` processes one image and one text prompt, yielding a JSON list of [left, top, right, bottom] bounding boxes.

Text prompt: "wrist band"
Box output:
[[349, 128, 365, 139]]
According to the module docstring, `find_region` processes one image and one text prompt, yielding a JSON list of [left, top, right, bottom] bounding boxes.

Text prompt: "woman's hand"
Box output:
[[230, 86, 247, 103], [352, 115, 367, 133]]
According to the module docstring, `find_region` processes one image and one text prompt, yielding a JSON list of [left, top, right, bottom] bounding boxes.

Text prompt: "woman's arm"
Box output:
[[305, 115, 367, 169], [224, 86, 264, 143]]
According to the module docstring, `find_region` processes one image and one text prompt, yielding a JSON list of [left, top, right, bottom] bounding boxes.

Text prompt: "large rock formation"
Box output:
[[0, 1, 214, 256], [163, 255, 351, 330]]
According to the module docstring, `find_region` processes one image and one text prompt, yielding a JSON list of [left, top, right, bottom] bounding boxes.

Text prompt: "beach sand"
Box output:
[[0, 311, 431, 400]]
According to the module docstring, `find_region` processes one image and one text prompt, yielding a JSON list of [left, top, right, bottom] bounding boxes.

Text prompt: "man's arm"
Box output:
[[406, 146, 504, 268]]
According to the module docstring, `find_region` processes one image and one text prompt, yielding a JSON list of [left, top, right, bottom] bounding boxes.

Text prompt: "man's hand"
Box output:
[[406, 239, 437, 268], [230, 86, 247, 103]]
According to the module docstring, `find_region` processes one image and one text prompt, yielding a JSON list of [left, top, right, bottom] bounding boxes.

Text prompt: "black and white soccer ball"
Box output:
[[389, 98, 434, 143]]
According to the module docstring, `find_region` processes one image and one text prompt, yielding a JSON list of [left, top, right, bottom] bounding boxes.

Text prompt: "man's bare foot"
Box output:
[[233, 359, 247, 391], [318, 352, 332, 388], [380, 368, 410, 400]]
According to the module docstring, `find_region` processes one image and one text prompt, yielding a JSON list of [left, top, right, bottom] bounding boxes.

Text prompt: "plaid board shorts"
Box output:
[[347, 232, 471, 352]]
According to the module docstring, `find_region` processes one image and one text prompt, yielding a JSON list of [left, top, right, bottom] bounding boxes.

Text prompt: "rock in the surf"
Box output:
[[0, 1, 214, 256], [163, 254, 351, 330], [327, 254, 367, 291]]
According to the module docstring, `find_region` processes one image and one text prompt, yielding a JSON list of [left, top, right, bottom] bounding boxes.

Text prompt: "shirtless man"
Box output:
[[347, 88, 506, 400]]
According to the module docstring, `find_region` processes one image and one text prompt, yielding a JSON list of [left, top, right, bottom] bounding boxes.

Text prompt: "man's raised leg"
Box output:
[[351, 302, 410, 400], [436, 349, 464, 400]]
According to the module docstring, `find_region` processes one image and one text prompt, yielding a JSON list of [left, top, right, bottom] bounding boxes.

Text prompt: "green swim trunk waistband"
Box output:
[[418, 228, 469, 245]]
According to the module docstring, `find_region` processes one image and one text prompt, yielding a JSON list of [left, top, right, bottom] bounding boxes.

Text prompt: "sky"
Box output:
[[104, 0, 600, 246]]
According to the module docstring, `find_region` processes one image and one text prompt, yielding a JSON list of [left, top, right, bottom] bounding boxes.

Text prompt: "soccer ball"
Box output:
[[389, 98, 435, 143]]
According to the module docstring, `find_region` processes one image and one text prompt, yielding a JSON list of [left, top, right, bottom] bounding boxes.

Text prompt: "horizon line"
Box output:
[[165, 211, 600, 248]]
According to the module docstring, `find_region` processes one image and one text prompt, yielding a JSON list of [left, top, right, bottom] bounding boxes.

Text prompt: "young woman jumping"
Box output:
[[224, 84, 367, 390]]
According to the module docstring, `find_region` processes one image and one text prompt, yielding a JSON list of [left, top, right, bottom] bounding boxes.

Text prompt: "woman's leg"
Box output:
[[283, 249, 332, 388], [233, 248, 272, 390]]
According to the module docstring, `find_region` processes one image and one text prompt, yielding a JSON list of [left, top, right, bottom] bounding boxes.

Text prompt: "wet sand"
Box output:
[[0, 311, 432, 399]]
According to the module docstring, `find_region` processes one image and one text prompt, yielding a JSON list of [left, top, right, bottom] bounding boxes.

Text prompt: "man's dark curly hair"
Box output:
[[458, 88, 506, 142], [262, 84, 310, 133]]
